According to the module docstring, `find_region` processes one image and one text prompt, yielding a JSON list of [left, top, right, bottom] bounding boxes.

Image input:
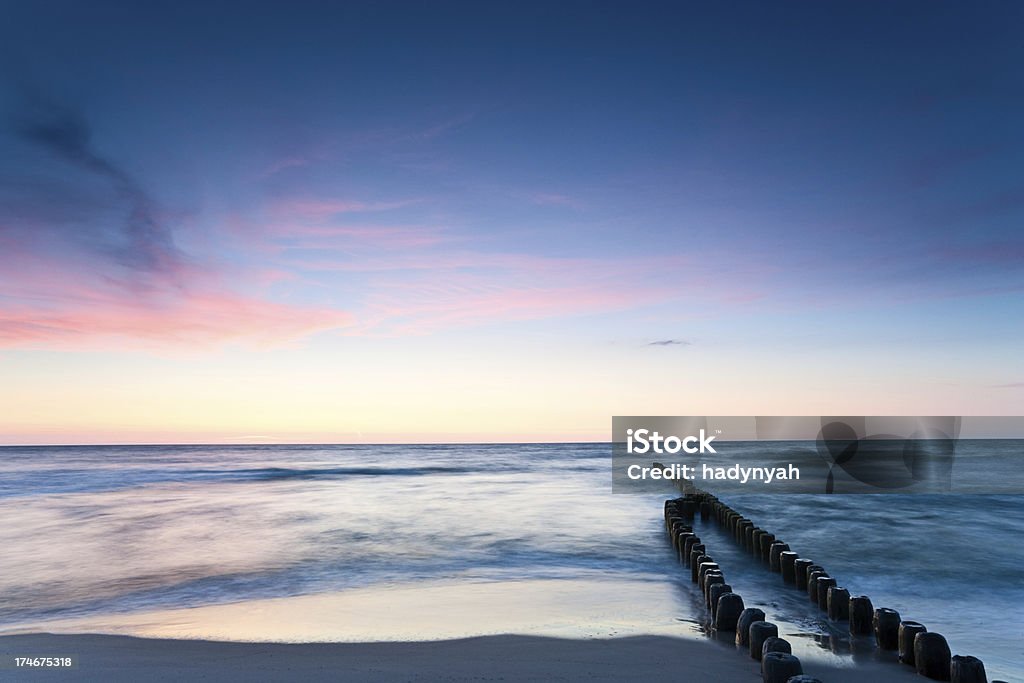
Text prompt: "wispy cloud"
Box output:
[[355, 277, 661, 336], [0, 289, 350, 350], [350, 111, 478, 147], [259, 155, 312, 179], [0, 88, 354, 350], [247, 195, 444, 250], [993, 382, 1024, 389], [269, 197, 423, 219], [345, 253, 734, 336], [9, 89, 183, 276], [528, 192, 584, 209], [647, 339, 691, 347], [0, 243, 352, 350], [0, 87, 778, 349]]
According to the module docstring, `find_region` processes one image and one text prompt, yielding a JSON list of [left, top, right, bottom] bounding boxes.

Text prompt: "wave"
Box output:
[[194, 465, 484, 481], [0, 459, 551, 498]]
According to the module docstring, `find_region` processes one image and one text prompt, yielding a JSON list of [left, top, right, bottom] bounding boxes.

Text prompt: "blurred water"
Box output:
[[0, 444, 671, 623], [0, 443, 1020, 679]]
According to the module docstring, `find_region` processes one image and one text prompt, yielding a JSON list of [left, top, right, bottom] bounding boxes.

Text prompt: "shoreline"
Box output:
[[0, 632, 924, 682]]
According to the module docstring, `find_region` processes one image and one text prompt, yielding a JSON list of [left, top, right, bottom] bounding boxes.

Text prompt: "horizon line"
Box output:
[[3, 436, 1022, 448]]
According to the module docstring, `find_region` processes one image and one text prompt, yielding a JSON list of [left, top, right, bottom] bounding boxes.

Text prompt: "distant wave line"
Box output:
[[188, 465, 496, 480]]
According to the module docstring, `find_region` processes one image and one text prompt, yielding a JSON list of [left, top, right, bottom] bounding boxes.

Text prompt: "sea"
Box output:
[[0, 443, 1020, 680]]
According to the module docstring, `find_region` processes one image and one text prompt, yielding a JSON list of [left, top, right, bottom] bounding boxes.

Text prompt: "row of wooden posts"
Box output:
[[664, 492, 998, 683]]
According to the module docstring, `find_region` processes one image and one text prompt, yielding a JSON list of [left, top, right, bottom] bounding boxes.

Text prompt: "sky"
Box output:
[[1, 1, 1022, 444]]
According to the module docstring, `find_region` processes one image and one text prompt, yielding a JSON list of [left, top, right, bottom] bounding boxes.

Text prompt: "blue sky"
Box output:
[[1, 2, 1022, 442]]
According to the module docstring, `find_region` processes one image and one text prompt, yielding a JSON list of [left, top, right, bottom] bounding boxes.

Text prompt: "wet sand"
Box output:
[[0, 632, 925, 682]]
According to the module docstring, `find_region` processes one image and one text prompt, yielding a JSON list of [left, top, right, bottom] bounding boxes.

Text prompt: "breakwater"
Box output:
[[664, 490, 1007, 683]]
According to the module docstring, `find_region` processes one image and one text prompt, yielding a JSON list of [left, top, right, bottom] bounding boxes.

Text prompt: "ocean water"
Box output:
[[0, 443, 1020, 680], [695, 492, 1024, 681]]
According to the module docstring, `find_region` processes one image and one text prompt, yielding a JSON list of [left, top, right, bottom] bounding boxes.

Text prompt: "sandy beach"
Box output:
[[0, 632, 926, 682]]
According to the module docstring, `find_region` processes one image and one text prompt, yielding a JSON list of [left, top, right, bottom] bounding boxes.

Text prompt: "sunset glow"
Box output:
[[2, 3, 1022, 443]]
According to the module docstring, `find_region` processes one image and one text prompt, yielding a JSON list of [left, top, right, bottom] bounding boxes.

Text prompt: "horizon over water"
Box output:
[[0, 443, 1020, 680]]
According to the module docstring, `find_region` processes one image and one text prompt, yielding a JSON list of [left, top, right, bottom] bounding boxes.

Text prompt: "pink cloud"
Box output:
[[281, 251, 630, 273], [358, 282, 659, 336], [234, 195, 443, 249], [269, 224, 448, 249], [1, 170, 776, 352], [345, 253, 743, 335], [209, 211, 448, 271], [0, 240, 351, 350], [270, 197, 422, 218], [0, 289, 350, 350]]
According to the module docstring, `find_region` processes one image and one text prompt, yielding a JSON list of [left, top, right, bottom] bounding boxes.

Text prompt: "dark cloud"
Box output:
[[647, 339, 690, 347], [993, 382, 1024, 389], [8, 88, 183, 277]]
